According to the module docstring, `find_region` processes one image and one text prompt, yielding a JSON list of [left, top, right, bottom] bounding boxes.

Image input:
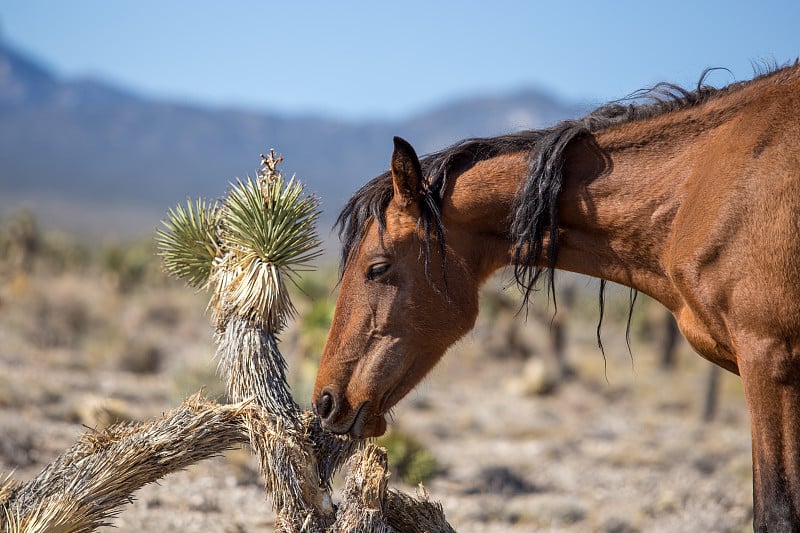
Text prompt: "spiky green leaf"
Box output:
[[156, 198, 221, 288], [210, 175, 322, 331], [222, 175, 322, 273]]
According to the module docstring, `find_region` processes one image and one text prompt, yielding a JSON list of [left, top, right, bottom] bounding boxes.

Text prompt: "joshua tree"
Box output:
[[161, 151, 455, 531], [158, 151, 357, 529], [1, 151, 453, 533]]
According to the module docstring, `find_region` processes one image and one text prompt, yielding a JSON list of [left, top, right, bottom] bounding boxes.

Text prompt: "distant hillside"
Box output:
[[0, 36, 584, 237]]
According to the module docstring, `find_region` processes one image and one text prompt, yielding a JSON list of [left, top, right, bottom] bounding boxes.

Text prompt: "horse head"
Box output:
[[311, 137, 488, 438]]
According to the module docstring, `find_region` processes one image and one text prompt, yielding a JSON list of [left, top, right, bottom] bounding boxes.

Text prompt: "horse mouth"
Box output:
[[329, 401, 387, 439]]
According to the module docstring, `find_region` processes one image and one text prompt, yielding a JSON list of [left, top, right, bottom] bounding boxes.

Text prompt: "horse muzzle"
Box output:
[[314, 389, 387, 438]]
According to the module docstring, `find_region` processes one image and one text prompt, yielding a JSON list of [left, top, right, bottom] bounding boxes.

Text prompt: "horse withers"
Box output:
[[313, 64, 800, 531]]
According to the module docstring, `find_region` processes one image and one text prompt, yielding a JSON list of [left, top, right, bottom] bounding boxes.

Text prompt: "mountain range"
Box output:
[[0, 36, 585, 238]]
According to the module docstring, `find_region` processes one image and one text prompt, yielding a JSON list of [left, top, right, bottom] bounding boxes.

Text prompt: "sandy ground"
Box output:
[[0, 270, 754, 532]]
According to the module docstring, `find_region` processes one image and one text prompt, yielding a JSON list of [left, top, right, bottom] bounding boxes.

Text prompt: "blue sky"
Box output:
[[1, 1, 798, 120]]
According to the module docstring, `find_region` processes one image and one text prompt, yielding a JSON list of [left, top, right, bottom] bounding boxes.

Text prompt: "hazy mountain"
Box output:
[[0, 36, 584, 237]]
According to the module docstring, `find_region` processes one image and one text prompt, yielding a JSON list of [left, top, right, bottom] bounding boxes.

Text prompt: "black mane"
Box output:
[[336, 66, 789, 306]]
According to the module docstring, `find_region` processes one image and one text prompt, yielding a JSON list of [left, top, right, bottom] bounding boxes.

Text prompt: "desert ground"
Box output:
[[0, 221, 753, 532]]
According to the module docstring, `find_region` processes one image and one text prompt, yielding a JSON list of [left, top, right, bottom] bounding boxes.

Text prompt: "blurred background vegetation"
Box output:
[[0, 202, 721, 414], [0, 206, 731, 483], [0, 202, 755, 531]]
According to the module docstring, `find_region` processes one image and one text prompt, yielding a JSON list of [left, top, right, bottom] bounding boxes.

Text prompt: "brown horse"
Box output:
[[313, 63, 800, 531]]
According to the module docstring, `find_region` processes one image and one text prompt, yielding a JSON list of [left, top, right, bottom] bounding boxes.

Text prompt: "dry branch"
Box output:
[[0, 395, 453, 532], [1, 395, 249, 533], [334, 446, 456, 533]]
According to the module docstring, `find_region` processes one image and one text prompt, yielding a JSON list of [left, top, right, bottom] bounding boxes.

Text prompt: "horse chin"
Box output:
[[350, 406, 387, 439], [371, 413, 388, 437]]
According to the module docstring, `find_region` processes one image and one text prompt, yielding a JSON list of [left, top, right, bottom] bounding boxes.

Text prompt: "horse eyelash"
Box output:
[[366, 263, 391, 281]]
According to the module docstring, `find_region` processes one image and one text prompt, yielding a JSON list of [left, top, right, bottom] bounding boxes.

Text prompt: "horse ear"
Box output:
[[391, 136, 423, 209]]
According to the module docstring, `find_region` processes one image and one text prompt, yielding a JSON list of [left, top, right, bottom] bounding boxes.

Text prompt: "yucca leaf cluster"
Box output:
[[156, 198, 221, 289], [156, 151, 321, 333]]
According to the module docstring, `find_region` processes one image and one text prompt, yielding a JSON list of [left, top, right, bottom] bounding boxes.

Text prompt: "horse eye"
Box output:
[[366, 263, 391, 281]]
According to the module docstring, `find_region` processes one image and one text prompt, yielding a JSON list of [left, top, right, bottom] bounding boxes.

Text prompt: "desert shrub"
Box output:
[[286, 267, 338, 403], [116, 337, 164, 374], [0, 374, 60, 411], [0, 209, 40, 274], [0, 211, 91, 275], [299, 296, 334, 354], [378, 429, 439, 486], [463, 466, 539, 496], [38, 231, 92, 274], [30, 289, 90, 349], [0, 422, 38, 469], [142, 299, 184, 329], [72, 395, 135, 429], [293, 267, 338, 343], [171, 360, 228, 404], [101, 238, 162, 292]]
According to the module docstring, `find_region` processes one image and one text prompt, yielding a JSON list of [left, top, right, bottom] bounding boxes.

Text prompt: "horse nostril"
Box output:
[[316, 390, 336, 420]]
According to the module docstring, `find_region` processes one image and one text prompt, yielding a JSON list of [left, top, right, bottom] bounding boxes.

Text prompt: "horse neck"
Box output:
[[554, 126, 690, 308], [558, 67, 800, 305], [446, 100, 748, 309]]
